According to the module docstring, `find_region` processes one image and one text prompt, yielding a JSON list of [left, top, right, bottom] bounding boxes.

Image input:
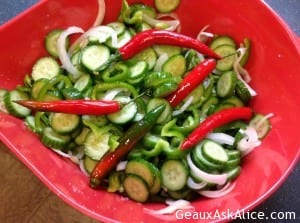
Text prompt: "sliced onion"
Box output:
[[187, 177, 207, 190], [92, 0, 106, 27], [57, 26, 84, 79], [254, 113, 274, 129], [116, 161, 128, 171], [172, 96, 194, 116], [237, 126, 261, 156], [79, 159, 90, 177], [102, 89, 124, 100], [154, 53, 169, 72], [50, 148, 71, 158], [142, 14, 180, 32], [150, 199, 194, 215], [198, 182, 236, 198], [196, 25, 214, 43], [233, 47, 251, 83], [187, 153, 227, 185], [206, 133, 235, 146], [68, 151, 80, 164]]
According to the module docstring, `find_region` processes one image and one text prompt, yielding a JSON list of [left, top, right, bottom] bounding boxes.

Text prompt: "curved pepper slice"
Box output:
[[181, 107, 253, 150]]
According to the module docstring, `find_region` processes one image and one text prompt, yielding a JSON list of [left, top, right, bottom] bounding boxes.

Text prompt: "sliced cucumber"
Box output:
[[0, 89, 8, 113], [74, 74, 93, 92], [107, 96, 137, 124], [210, 35, 236, 50], [153, 45, 181, 57], [31, 57, 60, 81], [149, 168, 162, 195], [31, 79, 48, 99], [162, 54, 186, 77], [45, 29, 68, 58], [225, 149, 241, 160], [128, 61, 148, 84], [4, 90, 31, 118], [81, 44, 110, 72], [239, 38, 251, 66], [161, 159, 188, 191], [223, 96, 244, 107], [107, 22, 126, 36], [236, 80, 251, 104], [84, 131, 110, 160], [217, 71, 237, 98], [41, 127, 71, 150], [106, 30, 132, 49], [129, 47, 157, 70], [224, 158, 240, 170], [185, 85, 204, 105], [202, 140, 229, 165], [49, 113, 81, 134], [125, 158, 157, 187], [123, 173, 149, 203], [214, 45, 236, 72], [83, 155, 98, 174], [249, 114, 271, 139], [146, 98, 172, 124], [155, 0, 181, 13], [226, 166, 241, 181]]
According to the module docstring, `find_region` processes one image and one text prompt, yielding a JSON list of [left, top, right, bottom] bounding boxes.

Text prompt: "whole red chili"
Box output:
[[14, 99, 120, 115], [181, 107, 253, 150], [89, 104, 166, 188], [118, 29, 221, 60], [167, 58, 216, 107]]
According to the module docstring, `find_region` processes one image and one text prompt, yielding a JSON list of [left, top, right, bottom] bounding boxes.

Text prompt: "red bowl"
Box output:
[[0, 0, 299, 222]]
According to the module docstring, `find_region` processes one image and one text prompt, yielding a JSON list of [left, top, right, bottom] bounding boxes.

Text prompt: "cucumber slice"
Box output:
[[202, 140, 229, 165], [107, 22, 126, 36], [225, 149, 241, 160], [224, 158, 240, 170], [31, 57, 60, 81], [107, 96, 137, 124], [128, 61, 148, 84], [123, 174, 149, 203], [45, 29, 68, 58], [222, 96, 244, 107], [146, 98, 172, 124], [129, 47, 157, 70], [191, 143, 224, 172], [81, 45, 110, 72], [239, 38, 251, 66], [0, 89, 8, 113], [4, 90, 31, 118], [155, 0, 181, 13], [236, 80, 251, 104], [153, 45, 181, 57], [41, 127, 71, 150], [162, 54, 186, 77], [210, 35, 236, 50], [84, 131, 110, 160], [74, 74, 93, 92], [125, 158, 157, 187], [226, 166, 241, 181], [83, 155, 98, 174], [217, 71, 237, 98], [161, 159, 188, 191], [49, 113, 81, 134], [31, 79, 48, 100], [214, 45, 236, 71], [149, 168, 162, 195], [249, 114, 271, 139], [106, 30, 132, 49]]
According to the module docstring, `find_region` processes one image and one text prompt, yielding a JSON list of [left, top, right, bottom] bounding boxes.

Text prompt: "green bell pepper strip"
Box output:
[[91, 82, 139, 99], [120, 0, 144, 25], [89, 104, 166, 188], [102, 62, 130, 83], [37, 75, 72, 101]]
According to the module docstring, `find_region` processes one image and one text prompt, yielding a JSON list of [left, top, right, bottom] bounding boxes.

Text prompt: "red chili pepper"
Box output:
[[167, 58, 216, 107], [118, 29, 221, 60], [181, 107, 253, 150], [14, 99, 120, 115], [89, 104, 166, 188]]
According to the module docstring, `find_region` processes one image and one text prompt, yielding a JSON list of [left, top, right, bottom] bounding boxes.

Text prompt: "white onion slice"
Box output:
[[116, 161, 128, 171], [187, 177, 207, 190], [150, 199, 194, 215], [57, 26, 84, 79], [237, 126, 261, 156], [198, 182, 236, 198], [196, 25, 214, 43], [142, 14, 180, 31], [79, 159, 90, 177], [187, 154, 227, 185], [102, 89, 124, 100], [154, 53, 169, 72], [206, 133, 235, 146], [172, 96, 194, 116], [50, 148, 71, 158], [233, 47, 251, 83], [92, 0, 106, 27]]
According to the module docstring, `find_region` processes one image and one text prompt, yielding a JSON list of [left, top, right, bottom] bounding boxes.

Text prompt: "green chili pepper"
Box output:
[[102, 62, 129, 82]]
